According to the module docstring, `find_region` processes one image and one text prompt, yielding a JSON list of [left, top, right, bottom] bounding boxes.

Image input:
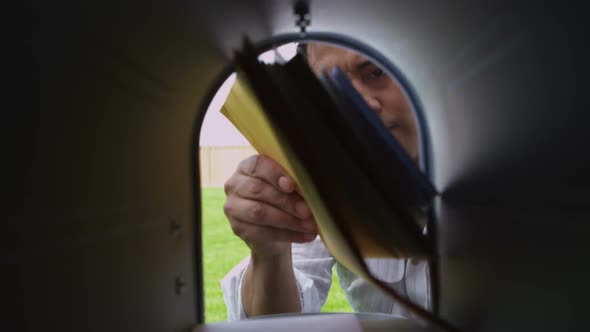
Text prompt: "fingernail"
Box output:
[[278, 176, 295, 192], [246, 155, 259, 175], [295, 200, 311, 218]]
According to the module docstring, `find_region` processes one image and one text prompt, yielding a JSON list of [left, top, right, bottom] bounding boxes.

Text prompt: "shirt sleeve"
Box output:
[[292, 236, 337, 313], [220, 255, 250, 321], [405, 258, 430, 312], [220, 236, 336, 321]]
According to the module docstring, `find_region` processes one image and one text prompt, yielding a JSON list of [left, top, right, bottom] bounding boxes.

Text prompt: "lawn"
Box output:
[[201, 187, 352, 322]]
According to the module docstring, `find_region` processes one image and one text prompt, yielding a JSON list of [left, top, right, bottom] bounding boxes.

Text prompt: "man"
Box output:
[[221, 43, 429, 320]]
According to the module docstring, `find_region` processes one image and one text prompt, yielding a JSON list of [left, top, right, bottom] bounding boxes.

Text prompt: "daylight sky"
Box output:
[[199, 43, 297, 147]]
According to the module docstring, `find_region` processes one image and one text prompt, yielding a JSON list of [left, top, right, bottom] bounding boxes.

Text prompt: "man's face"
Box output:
[[306, 44, 419, 164]]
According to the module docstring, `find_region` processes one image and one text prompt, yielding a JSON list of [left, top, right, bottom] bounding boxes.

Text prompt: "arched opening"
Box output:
[[194, 33, 434, 323]]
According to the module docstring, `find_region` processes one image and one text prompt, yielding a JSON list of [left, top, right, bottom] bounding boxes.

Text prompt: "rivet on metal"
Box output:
[[174, 276, 186, 295]]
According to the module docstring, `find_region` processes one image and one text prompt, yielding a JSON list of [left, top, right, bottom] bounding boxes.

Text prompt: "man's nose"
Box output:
[[352, 81, 382, 114]]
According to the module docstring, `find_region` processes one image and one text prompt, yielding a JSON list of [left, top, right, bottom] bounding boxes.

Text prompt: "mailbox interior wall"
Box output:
[[18, 1, 589, 331]]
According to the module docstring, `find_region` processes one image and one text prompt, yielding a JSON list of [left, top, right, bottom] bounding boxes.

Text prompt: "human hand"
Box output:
[[223, 155, 317, 258]]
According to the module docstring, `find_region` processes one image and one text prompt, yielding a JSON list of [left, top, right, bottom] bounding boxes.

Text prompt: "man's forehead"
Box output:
[[308, 43, 367, 74]]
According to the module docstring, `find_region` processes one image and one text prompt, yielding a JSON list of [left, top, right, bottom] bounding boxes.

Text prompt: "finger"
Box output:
[[237, 155, 297, 193], [230, 217, 318, 244], [231, 173, 312, 220], [224, 196, 316, 233]]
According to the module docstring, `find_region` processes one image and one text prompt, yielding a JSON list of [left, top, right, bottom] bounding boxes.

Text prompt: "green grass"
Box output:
[[322, 272, 353, 313], [201, 187, 352, 323]]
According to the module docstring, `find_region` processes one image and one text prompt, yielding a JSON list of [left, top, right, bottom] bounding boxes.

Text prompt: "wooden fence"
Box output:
[[199, 146, 257, 187]]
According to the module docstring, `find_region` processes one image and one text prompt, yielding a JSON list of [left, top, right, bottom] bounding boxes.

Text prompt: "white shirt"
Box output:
[[221, 237, 430, 321]]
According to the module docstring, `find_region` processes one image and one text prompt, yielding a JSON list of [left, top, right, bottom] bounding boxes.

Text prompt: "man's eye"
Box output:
[[366, 68, 384, 81]]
